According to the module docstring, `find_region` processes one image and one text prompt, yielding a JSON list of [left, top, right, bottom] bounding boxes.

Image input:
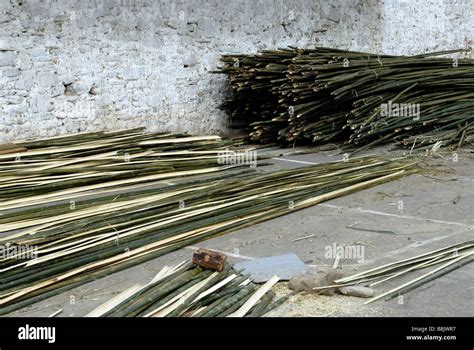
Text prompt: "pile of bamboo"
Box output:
[[0, 127, 247, 205], [86, 261, 285, 317], [314, 241, 473, 303], [217, 47, 474, 152], [0, 129, 418, 315]]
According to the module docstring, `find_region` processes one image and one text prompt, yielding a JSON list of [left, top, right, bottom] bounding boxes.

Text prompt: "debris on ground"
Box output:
[[452, 194, 461, 204], [192, 248, 227, 272], [233, 253, 309, 283], [289, 267, 346, 294], [338, 286, 375, 298]]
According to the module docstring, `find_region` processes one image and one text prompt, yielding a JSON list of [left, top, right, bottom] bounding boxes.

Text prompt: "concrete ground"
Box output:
[[6, 145, 474, 317]]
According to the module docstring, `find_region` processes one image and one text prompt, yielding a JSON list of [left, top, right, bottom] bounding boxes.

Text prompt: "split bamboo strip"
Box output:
[[228, 275, 280, 317]]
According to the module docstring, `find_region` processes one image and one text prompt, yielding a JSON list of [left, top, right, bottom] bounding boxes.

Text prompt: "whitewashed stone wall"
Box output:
[[0, 0, 471, 142], [379, 0, 473, 55]]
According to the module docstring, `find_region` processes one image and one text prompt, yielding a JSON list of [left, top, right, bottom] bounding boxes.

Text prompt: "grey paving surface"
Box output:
[[6, 146, 474, 317]]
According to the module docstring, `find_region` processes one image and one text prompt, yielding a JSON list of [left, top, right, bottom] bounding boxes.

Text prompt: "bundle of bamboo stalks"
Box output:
[[313, 241, 473, 303], [86, 261, 284, 317], [0, 129, 418, 315], [217, 47, 474, 152]]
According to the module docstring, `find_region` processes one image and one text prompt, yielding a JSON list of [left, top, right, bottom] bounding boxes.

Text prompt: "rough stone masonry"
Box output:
[[0, 0, 472, 142]]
